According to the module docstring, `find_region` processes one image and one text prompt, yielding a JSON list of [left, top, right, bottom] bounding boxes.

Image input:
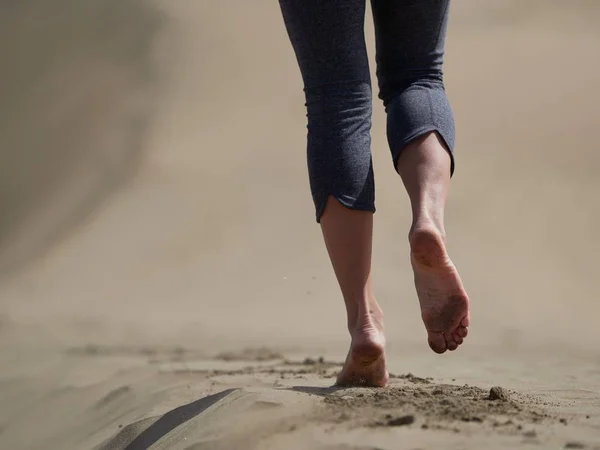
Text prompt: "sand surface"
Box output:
[[1, 1, 600, 449]]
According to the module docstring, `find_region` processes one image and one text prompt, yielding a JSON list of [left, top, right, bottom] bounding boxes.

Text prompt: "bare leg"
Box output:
[[397, 132, 470, 354], [320, 197, 388, 387]]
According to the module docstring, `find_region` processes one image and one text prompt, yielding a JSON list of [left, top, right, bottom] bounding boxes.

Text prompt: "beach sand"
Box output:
[[1, 1, 599, 449]]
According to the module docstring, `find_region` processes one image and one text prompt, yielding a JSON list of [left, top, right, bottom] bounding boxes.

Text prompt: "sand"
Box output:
[[1, 1, 599, 449]]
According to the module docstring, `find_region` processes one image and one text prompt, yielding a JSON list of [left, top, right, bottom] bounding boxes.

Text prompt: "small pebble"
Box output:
[[461, 416, 483, 423], [387, 415, 415, 427], [488, 386, 509, 401]]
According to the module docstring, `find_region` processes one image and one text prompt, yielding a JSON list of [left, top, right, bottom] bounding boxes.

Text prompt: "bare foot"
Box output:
[[410, 221, 470, 354], [336, 312, 389, 387]]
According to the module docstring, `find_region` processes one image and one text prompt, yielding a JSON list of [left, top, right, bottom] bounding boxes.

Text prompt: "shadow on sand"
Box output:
[[97, 385, 341, 449], [121, 389, 238, 450]]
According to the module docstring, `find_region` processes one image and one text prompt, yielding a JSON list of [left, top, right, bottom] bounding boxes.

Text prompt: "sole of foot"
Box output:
[[410, 223, 470, 354]]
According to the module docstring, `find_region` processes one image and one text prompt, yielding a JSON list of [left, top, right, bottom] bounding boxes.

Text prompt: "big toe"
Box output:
[[427, 331, 447, 354]]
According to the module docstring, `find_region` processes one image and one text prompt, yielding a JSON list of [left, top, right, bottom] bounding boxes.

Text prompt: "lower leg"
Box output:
[[396, 132, 470, 354], [278, 0, 386, 386], [320, 197, 388, 387], [396, 132, 450, 238]]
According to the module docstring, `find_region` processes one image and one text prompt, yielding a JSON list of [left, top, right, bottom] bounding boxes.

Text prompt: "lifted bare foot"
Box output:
[[336, 310, 388, 387], [410, 221, 470, 354]]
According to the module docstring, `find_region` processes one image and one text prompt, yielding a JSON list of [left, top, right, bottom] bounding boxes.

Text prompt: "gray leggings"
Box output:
[[278, 0, 455, 221]]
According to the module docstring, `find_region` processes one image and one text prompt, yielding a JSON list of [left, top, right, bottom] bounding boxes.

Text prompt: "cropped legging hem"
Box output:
[[391, 126, 455, 177], [314, 124, 454, 223], [315, 194, 376, 223]]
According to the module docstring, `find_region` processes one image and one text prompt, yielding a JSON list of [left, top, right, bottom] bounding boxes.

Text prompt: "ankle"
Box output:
[[356, 301, 384, 332], [410, 213, 446, 242], [346, 294, 383, 333]]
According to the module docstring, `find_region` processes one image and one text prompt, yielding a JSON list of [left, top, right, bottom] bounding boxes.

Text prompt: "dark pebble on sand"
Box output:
[[302, 357, 324, 365], [523, 430, 537, 438], [565, 442, 586, 449], [488, 386, 509, 401], [461, 416, 483, 423], [560, 418, 568, 425], [387, 415, 415, 427]]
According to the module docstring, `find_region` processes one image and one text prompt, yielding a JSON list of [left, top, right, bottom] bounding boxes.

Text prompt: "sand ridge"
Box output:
[[84, 348, 598, 449]]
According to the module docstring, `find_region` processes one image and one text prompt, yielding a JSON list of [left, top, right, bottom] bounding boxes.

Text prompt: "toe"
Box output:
[[461, 315, 470, 328], [445, 333, 458, 351], [457, 326, 468, 338], [428, 331, 447, 354], [452, 332, 464, 346]]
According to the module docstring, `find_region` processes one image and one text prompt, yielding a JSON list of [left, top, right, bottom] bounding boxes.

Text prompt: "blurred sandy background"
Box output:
[[1, 1, 599, 449]]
